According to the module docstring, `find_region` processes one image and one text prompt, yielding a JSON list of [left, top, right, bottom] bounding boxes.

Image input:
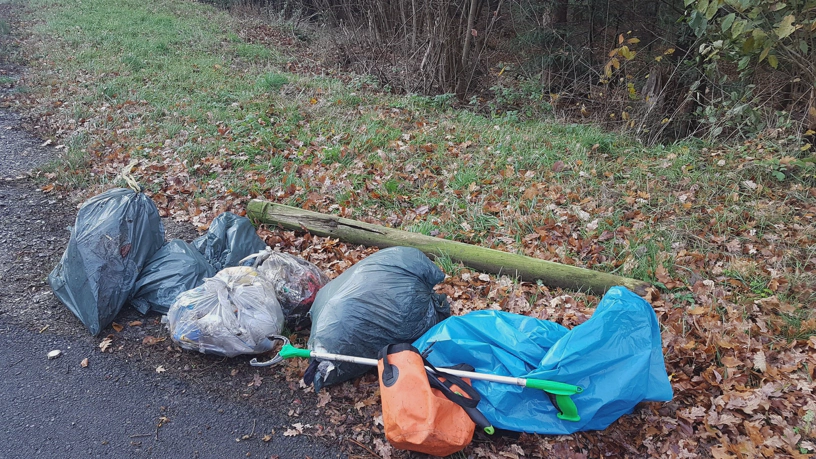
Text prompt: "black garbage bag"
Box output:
[[48, 188, 165, 336], [130, 239, 216, 315], [192, 212, 267, 271], [305, 246, 450, 390]]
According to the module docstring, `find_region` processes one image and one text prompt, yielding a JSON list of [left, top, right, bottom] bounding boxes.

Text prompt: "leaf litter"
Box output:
[[3, 1, 815, 457]]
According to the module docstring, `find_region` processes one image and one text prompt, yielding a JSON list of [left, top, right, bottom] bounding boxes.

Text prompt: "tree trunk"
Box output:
[[455, 0, 479, 98], [247, 200, 652, 297], [553, 0, 568, 25]]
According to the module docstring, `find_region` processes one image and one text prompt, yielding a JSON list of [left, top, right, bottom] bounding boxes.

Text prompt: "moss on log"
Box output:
[[247, 200, 652, 296]]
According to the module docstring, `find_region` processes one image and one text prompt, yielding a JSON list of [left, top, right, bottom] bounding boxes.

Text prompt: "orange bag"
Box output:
[[377, 343, 480, 456]]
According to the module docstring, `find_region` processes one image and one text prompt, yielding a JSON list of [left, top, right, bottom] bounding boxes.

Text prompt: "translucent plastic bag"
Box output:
[[166, 266, 284, 357], [250, 250, 330, 319]]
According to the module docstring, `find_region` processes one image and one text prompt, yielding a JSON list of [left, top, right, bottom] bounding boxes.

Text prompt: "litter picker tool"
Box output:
[[251, 335, 584, 422]]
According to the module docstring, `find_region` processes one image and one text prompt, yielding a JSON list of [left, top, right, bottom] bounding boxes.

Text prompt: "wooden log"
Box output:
[[247, 200, 652, 296]]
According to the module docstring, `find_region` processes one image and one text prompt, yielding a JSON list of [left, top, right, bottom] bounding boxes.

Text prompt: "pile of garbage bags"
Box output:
[[50, 188, 673, 436], [49, 189, 329, 356]]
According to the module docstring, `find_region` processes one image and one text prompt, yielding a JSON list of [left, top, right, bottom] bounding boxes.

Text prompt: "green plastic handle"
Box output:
[[524, 378, 582, 422], [278, 343, 312, 360]]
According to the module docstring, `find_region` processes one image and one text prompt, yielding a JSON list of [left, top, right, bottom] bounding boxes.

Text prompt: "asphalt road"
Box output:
[[0, 324, 344, 459]]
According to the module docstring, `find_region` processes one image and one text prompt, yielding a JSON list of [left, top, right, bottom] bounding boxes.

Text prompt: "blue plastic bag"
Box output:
[[412, 286, 673, 434]]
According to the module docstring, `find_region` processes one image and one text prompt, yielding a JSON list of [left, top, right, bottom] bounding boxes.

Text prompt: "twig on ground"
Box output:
[[347, 438, 379, 458]]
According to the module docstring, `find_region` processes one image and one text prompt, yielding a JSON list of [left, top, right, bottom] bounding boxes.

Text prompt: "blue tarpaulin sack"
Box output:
[[412, 286, 673, 434]]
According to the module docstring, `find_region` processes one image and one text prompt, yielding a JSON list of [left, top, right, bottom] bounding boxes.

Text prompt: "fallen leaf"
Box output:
[[283, 423, 305, 437], [99, 337, 113, 352], [373, 438, 393, 459], [156, 365, 166, 373], [720, 356, 742, 367], [249, 373, 263, 387], [111, 322, 124, 333], [508, 444, 525, 456], [753, 350, 767, 372], [483, 201, 502, 213], [262, 434, 272, 442], [316, 391, 331, 408], [552, 160, 566, 172], [80, 358, 89, 368], [521, 185, 539, 200], [230, 368, 240, 377], [142, 336, 165, 346], [725, 239, 741, 253], [710, 445, 736, 459], [128, 320, 143, 327]]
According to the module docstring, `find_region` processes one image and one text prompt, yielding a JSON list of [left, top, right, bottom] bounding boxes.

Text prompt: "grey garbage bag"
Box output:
[[192, 212, 267, 270], [130, 239, 216, 315], [166, 266, 284, 357], [48, 188, 165, 336], [306, 246, 450, 390]]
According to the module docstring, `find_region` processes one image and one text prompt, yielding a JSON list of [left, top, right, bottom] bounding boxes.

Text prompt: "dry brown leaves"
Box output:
[[7, 16, 814, 457]]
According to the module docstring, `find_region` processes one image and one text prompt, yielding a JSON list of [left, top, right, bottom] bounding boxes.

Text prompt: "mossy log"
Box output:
[[247, 200, 652, 296]]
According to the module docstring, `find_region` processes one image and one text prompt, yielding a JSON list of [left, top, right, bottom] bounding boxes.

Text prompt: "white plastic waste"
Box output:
[[166, 266, 284, 357]]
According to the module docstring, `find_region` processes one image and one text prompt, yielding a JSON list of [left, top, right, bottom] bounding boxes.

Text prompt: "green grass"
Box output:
[[257, 72, 288, 91], [16, 0, 816, 342]]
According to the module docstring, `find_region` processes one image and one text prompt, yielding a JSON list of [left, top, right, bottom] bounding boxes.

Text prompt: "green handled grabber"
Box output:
[[250, 335, 584, 422]]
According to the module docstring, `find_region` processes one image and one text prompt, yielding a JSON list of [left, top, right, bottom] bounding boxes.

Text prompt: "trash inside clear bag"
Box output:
[[166, 266, 284, 357], [253, 251, 330, 319]]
